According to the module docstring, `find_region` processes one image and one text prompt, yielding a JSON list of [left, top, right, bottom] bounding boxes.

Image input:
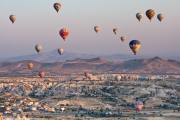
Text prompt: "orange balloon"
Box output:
[[146, 9, 156, 21], [27, 63, 34, 70]]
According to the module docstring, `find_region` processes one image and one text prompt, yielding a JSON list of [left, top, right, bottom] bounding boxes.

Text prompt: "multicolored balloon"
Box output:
[[157, 13, 164, 22], [59, 28, 70, 41], [129, 40, 141, 55], [146, 9, 156, 21]]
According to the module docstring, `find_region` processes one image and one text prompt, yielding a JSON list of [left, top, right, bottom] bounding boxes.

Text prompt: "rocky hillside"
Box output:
[[0, 57, 180, 76]]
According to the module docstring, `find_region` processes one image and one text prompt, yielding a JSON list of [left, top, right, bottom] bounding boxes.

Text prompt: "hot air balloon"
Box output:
[[35, 44, 43, 53], [54, 3, 61, 13], [120, 36, 127, 42], [59, 28, 69, 41], [146, 9, 156, 21], [129, 40, 141, 55], [135, 101, 144, 112], [9, 15, 16, 23], [58, 48, 64, 55], [84, 72, 88, 78], [157, 13, 164, 22], [84, 72, 90, 78], [94, 26, 100, 33], [27, 63, 34, 70], [113, 28, 118, 35], [39, 71, 45, 78], [136, 13, 143, 22]]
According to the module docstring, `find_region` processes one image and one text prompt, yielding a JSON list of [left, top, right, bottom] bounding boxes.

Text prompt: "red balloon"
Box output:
[[135, 101, 144, 112], [39, 71, 45, 78], [84, 72, 89, 78], [59, 28, 69, 41]]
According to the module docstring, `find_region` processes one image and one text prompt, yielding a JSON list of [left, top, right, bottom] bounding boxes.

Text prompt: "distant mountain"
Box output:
[[0, 57, 180, 76], [112, 57, 180, 74], [4, 50, 145, 63], [5, 50, 98, 63]]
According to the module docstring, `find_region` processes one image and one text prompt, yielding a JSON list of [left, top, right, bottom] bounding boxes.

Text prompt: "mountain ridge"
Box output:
[[0, 57, 180, 76], [2, 50, 145, 63]]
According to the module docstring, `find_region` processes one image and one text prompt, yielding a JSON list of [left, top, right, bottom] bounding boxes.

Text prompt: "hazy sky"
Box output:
[[0, 0, 179, 58]]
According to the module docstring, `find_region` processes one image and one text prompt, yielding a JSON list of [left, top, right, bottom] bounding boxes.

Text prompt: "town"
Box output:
[[0, 73, 179, 119]]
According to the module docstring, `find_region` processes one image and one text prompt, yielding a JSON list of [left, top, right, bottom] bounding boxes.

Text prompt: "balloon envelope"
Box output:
[[39, 71, 45, 78], [146, 9, 156, 21], [54, 3, 61, 13], [120, 36, 126, 42], [27, 63, 34, 70], [58, 48, 64, 55], [94, 26, 100, 33], [59, 28, 69, 41], [136, 13, 143, 22], [113, 28, 118, 35], [35, 44, 43, 53], [157, 13, 164, 22], [129, 40, 141, 55], [84, 72, 90, 78], [9, 15, 16, 23], [135, 101, 144, 112]]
